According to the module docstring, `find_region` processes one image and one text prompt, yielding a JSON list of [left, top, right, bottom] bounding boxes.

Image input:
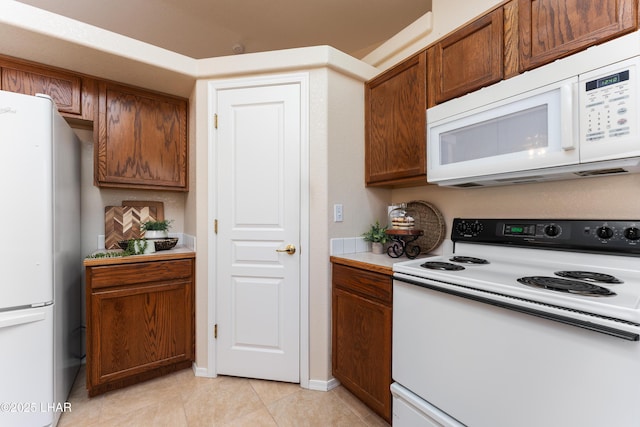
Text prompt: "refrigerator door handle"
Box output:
[[0, 311, 46, 329]]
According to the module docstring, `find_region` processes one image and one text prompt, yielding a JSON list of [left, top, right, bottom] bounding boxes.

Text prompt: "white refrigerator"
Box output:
[[0, 90, 82, 427]]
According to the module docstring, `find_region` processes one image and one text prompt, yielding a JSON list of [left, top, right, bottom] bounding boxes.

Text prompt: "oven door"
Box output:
[[393, 278, 640, 427]]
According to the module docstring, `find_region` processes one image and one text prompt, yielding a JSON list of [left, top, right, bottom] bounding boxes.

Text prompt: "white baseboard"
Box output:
[[307, 377, 340, 391], [190, 363, 338, 392], [192, 362, 215, 378]]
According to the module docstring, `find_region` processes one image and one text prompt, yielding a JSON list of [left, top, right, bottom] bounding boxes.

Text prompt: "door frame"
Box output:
[[207, 73, 310, 388]]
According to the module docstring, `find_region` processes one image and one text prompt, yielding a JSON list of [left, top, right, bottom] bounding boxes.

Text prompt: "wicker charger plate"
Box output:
[[406, 200, 446, 254]]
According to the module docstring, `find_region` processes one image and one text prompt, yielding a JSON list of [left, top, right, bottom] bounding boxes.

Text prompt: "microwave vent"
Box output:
[[574, 168, 628, 177], [495, 176, 545, 182], [453, 182, 484, 188], [513, 179, 542, 184]]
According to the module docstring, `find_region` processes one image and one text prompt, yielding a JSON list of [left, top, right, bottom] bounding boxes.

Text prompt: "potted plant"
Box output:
[[362, 221, 389, 254], [141, 219, 173, 239]]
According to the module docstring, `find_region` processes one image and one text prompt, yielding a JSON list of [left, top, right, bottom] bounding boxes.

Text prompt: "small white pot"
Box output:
[[144, 230, 169, 239], [371, 242, 384, 254]]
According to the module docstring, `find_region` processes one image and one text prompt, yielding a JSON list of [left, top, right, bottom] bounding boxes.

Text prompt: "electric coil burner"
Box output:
[[555, 270, 623, 284], [420, 261, 465, 271], [421, 256, 489, 271], [517, 276, 617, 296], [449, 256, 489, 264]]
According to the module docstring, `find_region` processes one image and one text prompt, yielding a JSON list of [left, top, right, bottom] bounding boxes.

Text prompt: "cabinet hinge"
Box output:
[[214, 324, 218, 339], [213, 113, 218, 129], [214, 219, 218, 234]]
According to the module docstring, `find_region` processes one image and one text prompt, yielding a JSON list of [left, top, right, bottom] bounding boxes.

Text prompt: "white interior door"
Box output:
[[214, 78, 302, 382]]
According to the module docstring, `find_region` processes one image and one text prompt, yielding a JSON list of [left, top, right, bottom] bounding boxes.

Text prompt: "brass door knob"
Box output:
[[275, 244, 296, 255]]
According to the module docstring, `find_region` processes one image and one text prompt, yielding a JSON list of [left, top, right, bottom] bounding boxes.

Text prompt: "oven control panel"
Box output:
[[452, 218, 640, 254]]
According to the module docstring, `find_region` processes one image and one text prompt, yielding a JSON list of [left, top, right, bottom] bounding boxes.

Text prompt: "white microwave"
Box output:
[[427, 32, 640, 187]]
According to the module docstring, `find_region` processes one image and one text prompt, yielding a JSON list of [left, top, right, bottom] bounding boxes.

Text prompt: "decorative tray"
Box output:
[[405, 200, 446, 254], [117, 238, 179, 252], [153, 238, 179, 251]]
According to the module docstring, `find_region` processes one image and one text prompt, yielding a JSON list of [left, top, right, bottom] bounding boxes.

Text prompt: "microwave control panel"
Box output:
[[580, 57, 638, 150]]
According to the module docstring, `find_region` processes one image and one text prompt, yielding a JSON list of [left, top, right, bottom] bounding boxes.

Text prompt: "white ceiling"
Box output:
[[16, 0, 432, 59]]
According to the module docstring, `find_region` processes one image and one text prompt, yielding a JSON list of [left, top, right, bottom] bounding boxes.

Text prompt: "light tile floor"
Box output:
[[59, 366, 390, 426]]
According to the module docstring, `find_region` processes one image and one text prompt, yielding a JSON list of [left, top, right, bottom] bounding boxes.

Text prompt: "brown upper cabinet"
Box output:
[[518, 0, 637, 71], [0, 55, 188, 192], [95, 82, 189, 191], [0, 57, 95, 121], [365, 50, 427, 187], [428, 7, 504, 106]]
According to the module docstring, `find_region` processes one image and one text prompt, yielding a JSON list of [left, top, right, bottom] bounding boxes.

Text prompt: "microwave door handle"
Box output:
[[560, 83, 577, 151]]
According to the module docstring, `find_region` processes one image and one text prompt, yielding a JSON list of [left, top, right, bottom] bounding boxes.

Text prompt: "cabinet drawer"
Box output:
[[332, 264, 392, 304], [88, 259, 193, 290]]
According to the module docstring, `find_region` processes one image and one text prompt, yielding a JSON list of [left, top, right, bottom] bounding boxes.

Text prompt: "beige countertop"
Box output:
[[83, 245, 195, 267]]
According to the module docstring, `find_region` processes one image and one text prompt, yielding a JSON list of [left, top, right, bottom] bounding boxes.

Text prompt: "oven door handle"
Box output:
[[394, 275, 640, 342]]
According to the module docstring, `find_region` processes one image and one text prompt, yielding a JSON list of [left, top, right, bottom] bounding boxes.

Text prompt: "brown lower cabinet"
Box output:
[[84, 254, 195, 397], [331, 261, 392, 423]]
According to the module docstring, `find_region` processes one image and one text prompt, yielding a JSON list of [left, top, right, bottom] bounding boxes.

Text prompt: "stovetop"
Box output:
[[393, 219, 640, 324]]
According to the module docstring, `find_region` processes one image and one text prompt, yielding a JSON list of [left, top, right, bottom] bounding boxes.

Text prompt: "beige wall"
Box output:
[[364, 0, 502, 70], [392, 175, 640, 242], [327, 71, 392, 237], [74, 127, 187, 258], [313, 69, 391, 380], [185, 81, 206, 367]]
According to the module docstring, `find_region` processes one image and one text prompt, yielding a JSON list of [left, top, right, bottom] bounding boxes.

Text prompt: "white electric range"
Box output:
[[391, 218, 640, 427]]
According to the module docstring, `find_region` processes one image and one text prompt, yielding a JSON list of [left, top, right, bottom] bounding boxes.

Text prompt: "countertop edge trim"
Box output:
[[330, 256, 393, 276]]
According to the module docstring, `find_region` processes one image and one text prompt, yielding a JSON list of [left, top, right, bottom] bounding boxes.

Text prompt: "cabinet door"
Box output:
[[365, 50, 427, 187], [0, 58, 82, 116], [428, 7, 504, 106], [518, 0, 637, 71], [332, 263, 392, 422], [88, 280, 193, 392], [332, 288, 392, 422], [95, 82, 188, 191]]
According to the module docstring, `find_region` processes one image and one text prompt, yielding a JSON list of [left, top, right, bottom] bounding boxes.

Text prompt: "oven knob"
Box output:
[[456, 222, 468, 235], [544, 224, 560, 237], [596, 226, 614, 239], [624, 227, 640, 240]]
